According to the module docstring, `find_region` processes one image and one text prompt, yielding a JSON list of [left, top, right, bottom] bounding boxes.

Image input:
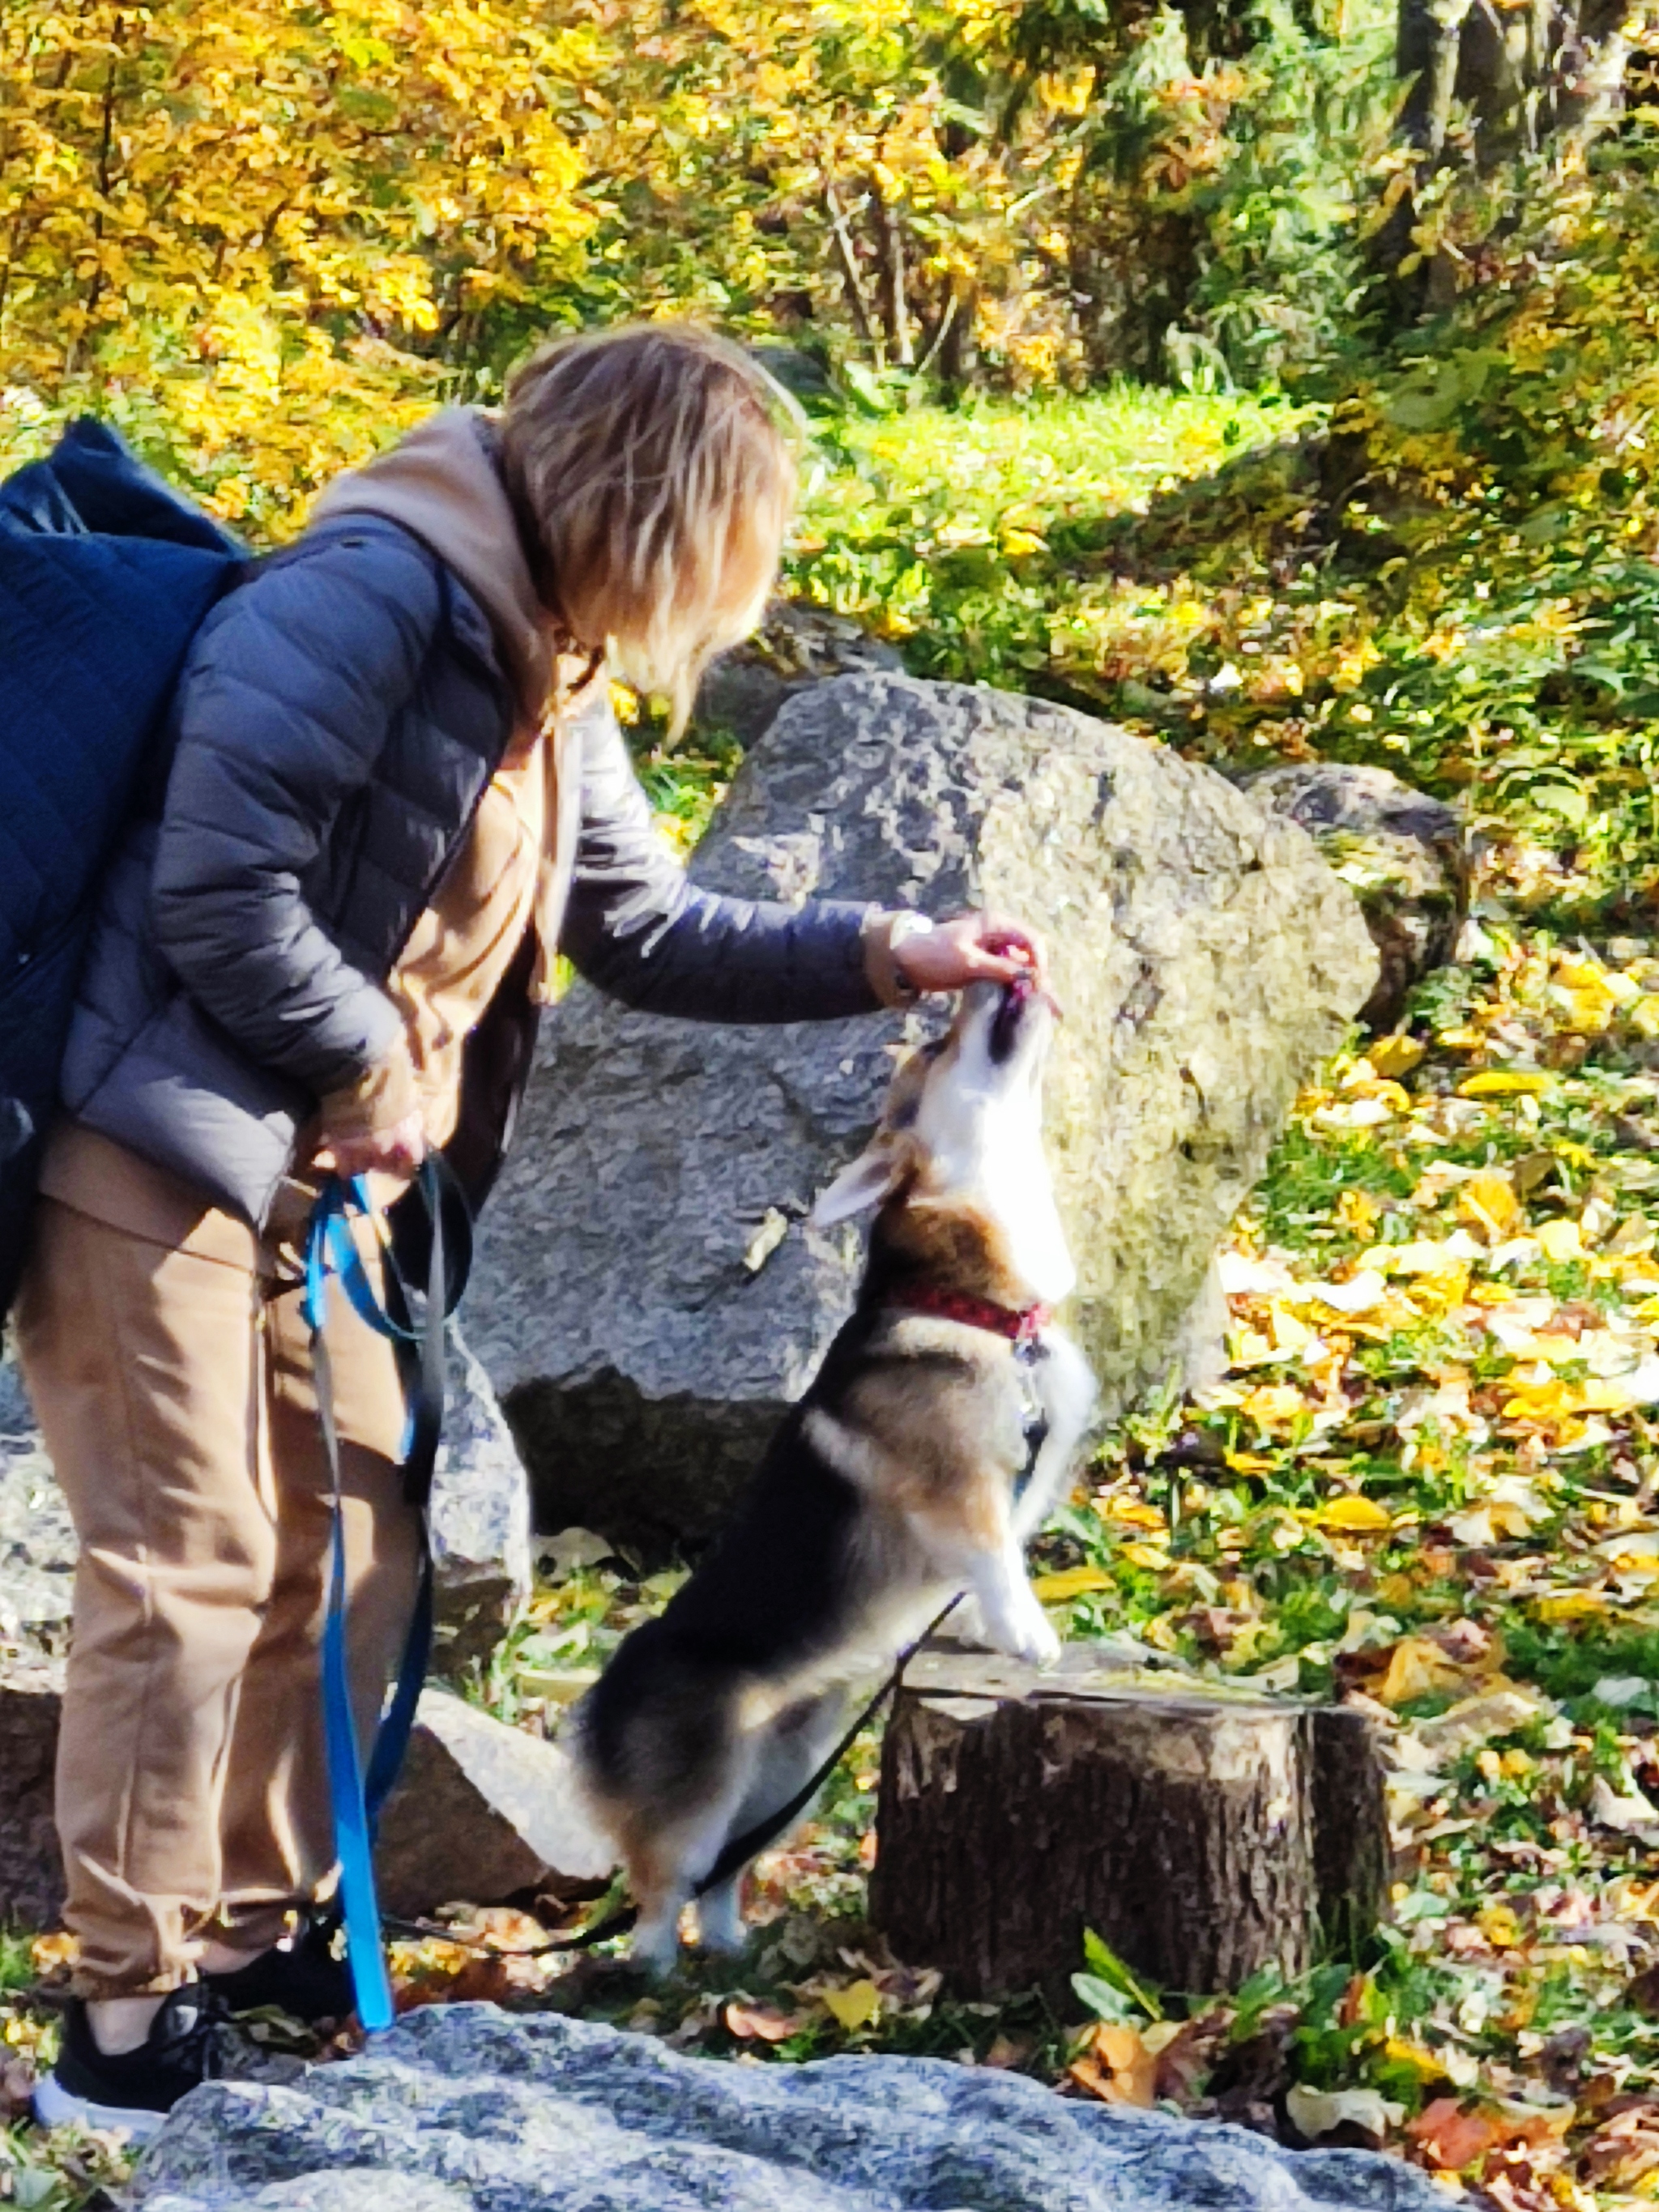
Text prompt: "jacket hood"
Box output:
[[309, 407, 551, 726]]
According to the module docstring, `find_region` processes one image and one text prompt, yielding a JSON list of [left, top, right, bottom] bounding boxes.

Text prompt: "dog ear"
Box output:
[[809, 1143, 905, 1228]]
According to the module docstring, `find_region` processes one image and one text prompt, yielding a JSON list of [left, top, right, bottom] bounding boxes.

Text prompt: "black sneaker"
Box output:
[[32, 1986, 225, 2139], [205, 1912, 355, 2024]]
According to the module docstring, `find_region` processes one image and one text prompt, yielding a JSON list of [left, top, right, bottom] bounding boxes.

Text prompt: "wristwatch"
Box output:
[[886, 910, 936, 1003]]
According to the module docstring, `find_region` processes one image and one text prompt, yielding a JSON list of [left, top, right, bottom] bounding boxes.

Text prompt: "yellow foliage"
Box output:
[[820, 1978, 883, 2031], [1031, 1565, 1115, 1601], [0, 0, 597, 530], [1460, 1170, 1523, 1239], [1458, 1071, 1555, 1097], [1373, 1637, 1478, 1706], [1367, 1034, 1426, 1080], [1316, 1494, 1393, 1533], [1531, 1591, 1611, 1622]]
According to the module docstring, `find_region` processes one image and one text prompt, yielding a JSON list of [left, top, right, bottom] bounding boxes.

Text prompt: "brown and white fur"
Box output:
[[570, 976, 1098, 1971]]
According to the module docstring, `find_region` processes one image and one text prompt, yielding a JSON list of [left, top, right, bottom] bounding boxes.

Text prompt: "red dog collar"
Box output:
[[889, 1282, 1051, 1344]]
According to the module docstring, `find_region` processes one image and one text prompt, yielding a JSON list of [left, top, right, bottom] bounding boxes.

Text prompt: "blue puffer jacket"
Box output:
[[61, 505, 884, 1230]]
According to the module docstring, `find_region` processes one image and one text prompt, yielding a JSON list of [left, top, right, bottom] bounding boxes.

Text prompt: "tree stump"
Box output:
[[869, 1647, 1386, 2002]]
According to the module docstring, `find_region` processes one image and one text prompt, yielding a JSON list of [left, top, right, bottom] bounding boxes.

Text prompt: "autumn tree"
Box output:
[[0, 0, 599, 530]]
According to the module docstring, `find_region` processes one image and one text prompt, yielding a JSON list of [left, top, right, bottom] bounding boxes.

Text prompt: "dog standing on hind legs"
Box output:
[[571, 973, 1098, 1971]]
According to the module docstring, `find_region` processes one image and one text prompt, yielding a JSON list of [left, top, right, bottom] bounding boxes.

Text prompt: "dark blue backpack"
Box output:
[[0, 420, 246, 1312]]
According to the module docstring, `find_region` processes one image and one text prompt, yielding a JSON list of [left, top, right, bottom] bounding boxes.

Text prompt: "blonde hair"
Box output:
[[500, 322, 802, 733]]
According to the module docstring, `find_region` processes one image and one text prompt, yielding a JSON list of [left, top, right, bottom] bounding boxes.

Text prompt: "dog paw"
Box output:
[[625, 1920, 684, 1978], [1008, 1609, 1062, 1671], [696, 1892, 748, 1957]]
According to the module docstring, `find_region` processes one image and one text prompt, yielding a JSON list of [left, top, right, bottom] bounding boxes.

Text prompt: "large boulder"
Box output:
[[1237, 764, 1467, 1036], [132, 2005, 1445, 2211], [466, 674, 1376, 1551], [0, 1351, 75, 1661], [0, 1348, 71, 1926], [427, 1323, 532, 1677], [373, 1688, 612, 1918]]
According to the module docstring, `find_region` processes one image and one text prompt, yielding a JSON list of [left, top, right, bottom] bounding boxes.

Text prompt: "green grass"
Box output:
[[785, 386, 1310, 697]]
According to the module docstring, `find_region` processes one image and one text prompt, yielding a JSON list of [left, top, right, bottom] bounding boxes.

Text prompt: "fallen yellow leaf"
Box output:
[[29, 1931, 77, 1972], [1075, 2022, 1158, 2107], [1536, 1217, 1584, 1261], [1477, 1902, 1523, 1949], [1368, 1034, 1426, 1079], [1532, 1590, 1611, 1622], [1375, 1638, 1473, 1707], [1031, 1566, 1115, 1602], [1121, 1542, 1173, 1572], [1316, 1494, 1393, 1532], [1458, 1070, 1555, 1097], [1240, 1383, 1308, 1426], [1384, 2035, 1452, 2081], [1460, 1170, 1522, 1238], [1102, 1499, 1167, 1532], [1269, 1302, 1316, 1351], [820, 1979, 883, 2031]]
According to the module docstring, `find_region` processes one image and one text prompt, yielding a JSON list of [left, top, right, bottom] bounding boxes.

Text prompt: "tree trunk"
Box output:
[[1376, 0, 1633, 314], [869, 181, 914, 369], [870, 1647, 1387, 2002]]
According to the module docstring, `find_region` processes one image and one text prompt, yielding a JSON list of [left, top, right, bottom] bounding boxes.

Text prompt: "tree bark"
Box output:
[[870, 1647, 1387, 2002], [869, 180, 914, 369], [1376, 0, 1633, 315], [824, 180, 879, 362]]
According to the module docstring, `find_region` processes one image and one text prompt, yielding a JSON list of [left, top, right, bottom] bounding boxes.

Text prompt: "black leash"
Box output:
[[369, 1307, 1048, 1968], [382, 1592, 965, 1961], [693, 1591, 963, 1898]]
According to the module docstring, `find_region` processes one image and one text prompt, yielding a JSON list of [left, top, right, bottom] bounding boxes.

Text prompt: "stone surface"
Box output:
[[697, 603, 906, 745], [373, 1688, 612, 1917], [0, 1346, 71, 1927], [1237, 763, 1467, 1034], [134, 2004, 1444, 2211], [428, 1323, 532, 1676], [0, 1657, 63, 1928], [0, 1354, 75, 1662], [467, 674, 1377, 1550]]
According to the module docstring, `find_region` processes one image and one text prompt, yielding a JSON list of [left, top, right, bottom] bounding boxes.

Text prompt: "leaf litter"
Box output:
[[19, 945, 1659, 2206]]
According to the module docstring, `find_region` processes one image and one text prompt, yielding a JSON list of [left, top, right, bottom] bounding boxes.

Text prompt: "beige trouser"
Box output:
[[15, 1178, 420, 1997]]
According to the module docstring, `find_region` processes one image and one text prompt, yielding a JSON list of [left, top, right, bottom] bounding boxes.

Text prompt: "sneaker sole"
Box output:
[[32, 2069, 169, 2140]]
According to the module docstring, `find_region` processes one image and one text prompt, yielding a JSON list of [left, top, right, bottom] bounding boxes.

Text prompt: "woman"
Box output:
[[16, 323, 1038, 2131]]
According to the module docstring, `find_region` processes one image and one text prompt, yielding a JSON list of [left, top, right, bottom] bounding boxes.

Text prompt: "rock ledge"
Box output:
[[134, 2004, 1444, 2211]]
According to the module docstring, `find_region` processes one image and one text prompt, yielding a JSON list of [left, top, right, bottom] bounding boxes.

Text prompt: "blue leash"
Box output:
[[301, 1162, 462, 2034]]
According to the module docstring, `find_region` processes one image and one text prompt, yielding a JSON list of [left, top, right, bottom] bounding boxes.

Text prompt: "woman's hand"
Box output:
[[312, 1110, 427, 1183], [893, 913, 1046, 997]]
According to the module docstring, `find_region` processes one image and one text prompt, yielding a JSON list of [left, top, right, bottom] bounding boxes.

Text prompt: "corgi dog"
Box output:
[[571, 973, 1098, 1971]]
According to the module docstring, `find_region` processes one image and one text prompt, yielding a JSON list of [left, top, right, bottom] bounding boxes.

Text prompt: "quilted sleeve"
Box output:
[[151, 528, 445, 1093], [559, 693, 884, 1023]]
